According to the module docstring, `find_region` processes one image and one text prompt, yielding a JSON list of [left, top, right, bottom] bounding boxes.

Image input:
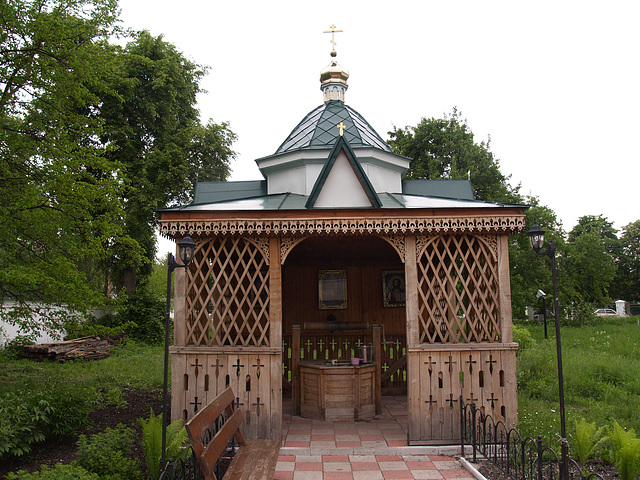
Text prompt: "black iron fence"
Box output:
[[158, 408, 239, 480], [460, 399, 605, 480]]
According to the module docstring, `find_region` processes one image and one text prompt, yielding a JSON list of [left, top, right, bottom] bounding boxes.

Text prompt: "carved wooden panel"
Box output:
[[407, 346, 517, 444], [185, 237, 270, 347], [282, 333, 407, 392], [416, 234, 500, 343], [171, 349, 281, 440]]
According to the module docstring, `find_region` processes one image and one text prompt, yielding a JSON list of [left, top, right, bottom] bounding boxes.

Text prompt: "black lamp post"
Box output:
[[162, 235, 196, 465], [536, 289, 548, 340], [526, 222, 567, 478]]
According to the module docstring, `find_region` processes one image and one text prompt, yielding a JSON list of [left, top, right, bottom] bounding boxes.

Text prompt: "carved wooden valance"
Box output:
[[160, 214, 526, 238]]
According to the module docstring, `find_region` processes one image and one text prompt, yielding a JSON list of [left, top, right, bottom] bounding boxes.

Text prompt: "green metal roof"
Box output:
[[275, 101, 391, 154]]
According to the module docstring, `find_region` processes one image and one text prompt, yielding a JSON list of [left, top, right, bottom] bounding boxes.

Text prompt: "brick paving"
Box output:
[[276, 396, 476, 480]]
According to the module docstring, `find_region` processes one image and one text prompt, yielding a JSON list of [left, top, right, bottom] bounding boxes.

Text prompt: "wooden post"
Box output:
[[268, 237, 282, 440], [292, 325, 301, 415], [497, 235, 513, 343], [404, 235, 421, 442], [373, 325, 382, 415]]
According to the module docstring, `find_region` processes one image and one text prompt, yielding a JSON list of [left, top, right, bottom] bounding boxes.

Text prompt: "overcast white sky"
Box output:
[[116, 0, 640, 254]]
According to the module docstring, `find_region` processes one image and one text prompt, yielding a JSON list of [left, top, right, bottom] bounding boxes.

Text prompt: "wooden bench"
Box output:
[[185, 387, 280, 480]]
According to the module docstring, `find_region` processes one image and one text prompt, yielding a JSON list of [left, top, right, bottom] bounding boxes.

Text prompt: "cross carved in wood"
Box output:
[[191, 358, 203, 377], [487, 393, 499, 409], [233, 357, 244, 377], [212, 358, 224, 379], [253, 357, 265, 378], [466, 354, 477, 373], [252, 397, 265, 416], [466, 392, 478, 404], [486, 354, 497, 374], [445, 355, 457, 373], [425, 394, 437, 407], [190, 396, 202, 413], [446, 393, 458, 408]]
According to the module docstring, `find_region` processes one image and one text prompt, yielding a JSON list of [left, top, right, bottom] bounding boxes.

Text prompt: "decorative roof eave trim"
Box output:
[[159, 214, 526, 238]]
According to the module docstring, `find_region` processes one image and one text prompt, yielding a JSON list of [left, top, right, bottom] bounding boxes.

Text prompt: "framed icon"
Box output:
[[318, 269, 347, 310], [383, 270, 405, 307]]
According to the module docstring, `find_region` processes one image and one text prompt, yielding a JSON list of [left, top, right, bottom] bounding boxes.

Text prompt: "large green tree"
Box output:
[[509, 197, 566, 318], [611, 220, 640, 302], [98, 31, 236, 295], [0, 0, 134, 334], [388, 108, 520, 202], [564, 215, 617, 306]]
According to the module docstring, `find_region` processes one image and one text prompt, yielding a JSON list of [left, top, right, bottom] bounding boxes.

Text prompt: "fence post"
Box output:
[[537, 436, 544, 480], [460, 396, 465, 457], [471, 402, 477, 463], [561, 438, 568, 480]]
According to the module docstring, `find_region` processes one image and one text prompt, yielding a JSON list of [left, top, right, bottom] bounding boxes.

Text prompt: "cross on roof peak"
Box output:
[[323, 24, 343, 56]]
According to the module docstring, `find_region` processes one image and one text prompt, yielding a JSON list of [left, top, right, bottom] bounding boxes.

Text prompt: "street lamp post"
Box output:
[[527, 222, 567, 479], [536, 289, 548, 340], [162, 235, 196, 465]]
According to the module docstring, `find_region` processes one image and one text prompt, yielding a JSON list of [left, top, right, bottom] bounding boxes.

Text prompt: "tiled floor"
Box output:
[[276, 396, 475, 480]]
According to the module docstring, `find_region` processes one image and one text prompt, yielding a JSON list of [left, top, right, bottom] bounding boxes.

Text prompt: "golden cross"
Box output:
[[323, 24, 343, 51], [337, 122, 346, 136]]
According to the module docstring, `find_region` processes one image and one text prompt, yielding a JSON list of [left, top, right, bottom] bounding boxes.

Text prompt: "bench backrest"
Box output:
[[185, 387, 246, 480]]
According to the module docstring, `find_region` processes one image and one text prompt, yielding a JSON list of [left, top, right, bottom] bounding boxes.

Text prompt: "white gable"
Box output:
[[313, 150, 372, 208]]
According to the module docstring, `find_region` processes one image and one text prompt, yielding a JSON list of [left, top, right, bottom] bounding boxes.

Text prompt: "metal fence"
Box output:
[[158, 408, 239, 480], [460, 399, 605, 480]]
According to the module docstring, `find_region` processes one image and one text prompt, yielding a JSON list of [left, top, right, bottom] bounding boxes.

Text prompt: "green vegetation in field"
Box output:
[[517, 319, 640, 448], [0, 343, 164, 461]]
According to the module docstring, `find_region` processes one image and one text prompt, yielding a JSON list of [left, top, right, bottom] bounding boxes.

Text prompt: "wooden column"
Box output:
[[373, 325, 382, 415], [268, 236, 282, 440], [404, 235, 420, 443], [173, 243, 188, 347], [292, 325, 301, 415], [497, 234, 513, 343]]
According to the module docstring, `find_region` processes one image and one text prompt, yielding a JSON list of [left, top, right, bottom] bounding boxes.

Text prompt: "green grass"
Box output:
[[517, 317, 640, 448], [0, 342, 164, 397]]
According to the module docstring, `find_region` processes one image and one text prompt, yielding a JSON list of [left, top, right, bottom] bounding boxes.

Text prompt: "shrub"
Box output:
[[6, 463, 100, 480], [566, 301, 597, 327], [75, 424, 141, 480], [513, 324, 536, 355], [138, 410, 188, 480], [0, 392, 52, 457]]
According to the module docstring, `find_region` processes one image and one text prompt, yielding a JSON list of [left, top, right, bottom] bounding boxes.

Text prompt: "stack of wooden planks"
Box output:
[[18, 335, 122, 362]]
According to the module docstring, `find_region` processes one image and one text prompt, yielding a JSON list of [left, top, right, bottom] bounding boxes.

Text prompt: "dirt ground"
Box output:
[[0, 388, 163, 479]]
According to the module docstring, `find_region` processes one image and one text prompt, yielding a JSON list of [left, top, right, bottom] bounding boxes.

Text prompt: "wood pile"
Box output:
[[18, 335, 123, 362]]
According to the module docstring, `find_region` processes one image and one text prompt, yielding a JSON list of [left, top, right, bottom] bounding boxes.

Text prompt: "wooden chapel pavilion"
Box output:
[[158, 47, 526, 444]]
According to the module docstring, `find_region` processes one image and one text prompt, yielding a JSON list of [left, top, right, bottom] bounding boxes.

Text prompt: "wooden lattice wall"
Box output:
[[171, 236, 281, 440], [407, 233, 517, 444]]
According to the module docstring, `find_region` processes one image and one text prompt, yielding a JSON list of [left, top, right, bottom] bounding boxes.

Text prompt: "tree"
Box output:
[[564, 216, 617, 306], [388, 108, 520, 203], [0, 0, 134, 335], [509, 197, 567, 318], [611, 220, 640, 302], [98, 31, 236, 295]]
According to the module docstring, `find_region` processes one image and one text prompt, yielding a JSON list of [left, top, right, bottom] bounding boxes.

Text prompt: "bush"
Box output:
[[513, 324, 536, 355], [0, 392, 53, 457], [65, 289, 165, 344], [117, 291, 165, 344], [0, 384, 98, 460], [6, 463, 100, 480], [566, 301, 597, 327], [75, 425, 141, 480]]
